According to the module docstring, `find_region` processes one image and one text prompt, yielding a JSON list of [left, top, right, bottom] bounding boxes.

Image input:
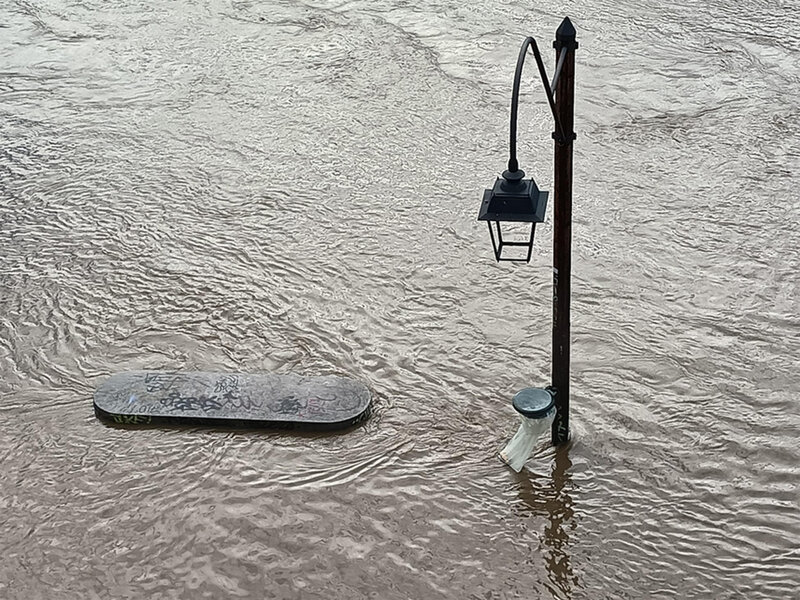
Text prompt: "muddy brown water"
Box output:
[[1, 0, 798, 598]]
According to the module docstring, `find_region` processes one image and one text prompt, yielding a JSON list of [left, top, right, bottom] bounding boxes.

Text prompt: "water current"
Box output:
[[1, 0, 798, 598]]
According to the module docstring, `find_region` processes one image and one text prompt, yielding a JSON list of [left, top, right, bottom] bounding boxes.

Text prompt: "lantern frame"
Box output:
[[478, 168, 548, 262]]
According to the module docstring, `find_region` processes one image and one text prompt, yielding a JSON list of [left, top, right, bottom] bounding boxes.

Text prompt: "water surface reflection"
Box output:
[[514, 447, 577, 598]]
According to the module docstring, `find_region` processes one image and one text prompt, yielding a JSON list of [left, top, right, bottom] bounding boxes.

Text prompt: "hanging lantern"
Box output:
[[477, 33, 558, 263], [478, 168, 548, 262]]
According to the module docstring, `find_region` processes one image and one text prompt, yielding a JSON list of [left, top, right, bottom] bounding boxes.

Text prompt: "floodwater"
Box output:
[[1, 0, 798, 598]]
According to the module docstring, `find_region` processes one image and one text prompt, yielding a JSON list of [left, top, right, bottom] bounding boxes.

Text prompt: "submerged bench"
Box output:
[[94, 371, 371, 430]]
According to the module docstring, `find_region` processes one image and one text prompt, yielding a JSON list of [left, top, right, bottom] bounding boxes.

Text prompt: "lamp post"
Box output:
[[551, 18, 577, 446], [480, 18, 577, 448]]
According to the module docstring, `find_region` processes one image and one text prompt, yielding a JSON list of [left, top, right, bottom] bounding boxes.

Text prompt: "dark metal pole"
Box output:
[[551, 18, 577, 445]]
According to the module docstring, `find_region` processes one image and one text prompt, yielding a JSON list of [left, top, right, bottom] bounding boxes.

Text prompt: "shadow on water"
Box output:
[[514, 447, 577, 599]]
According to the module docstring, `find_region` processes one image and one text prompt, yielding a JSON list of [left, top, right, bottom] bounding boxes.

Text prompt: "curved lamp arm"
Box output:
[[507, 37, 567, 173]]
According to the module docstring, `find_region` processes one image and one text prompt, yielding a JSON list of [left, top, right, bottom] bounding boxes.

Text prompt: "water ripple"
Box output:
[[0, 0, 798, 598]]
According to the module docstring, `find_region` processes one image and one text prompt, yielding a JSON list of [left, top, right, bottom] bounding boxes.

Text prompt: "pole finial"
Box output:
[[555, 17, 578, 50]]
